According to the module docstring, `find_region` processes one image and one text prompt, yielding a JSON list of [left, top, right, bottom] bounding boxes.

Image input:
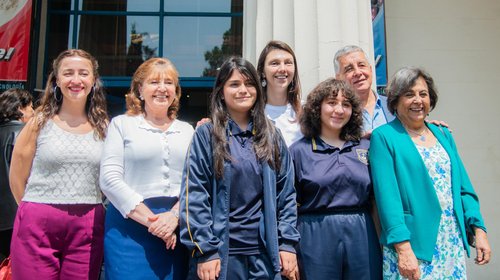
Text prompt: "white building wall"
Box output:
[[243, 0, 375, 97], [385, 1, 500, 278], [244, 0, 499, 278]]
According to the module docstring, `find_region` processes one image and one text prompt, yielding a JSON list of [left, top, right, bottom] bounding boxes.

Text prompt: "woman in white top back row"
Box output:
[[99, 58, 193, 280], [257, 40, 303, 147]]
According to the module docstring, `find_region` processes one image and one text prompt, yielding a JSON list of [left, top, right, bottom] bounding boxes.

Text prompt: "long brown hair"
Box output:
[[36, 49, 108, 140], [257, 40, 302, 118], [210, 57, 281, 178], [125, 57, 181, 119]]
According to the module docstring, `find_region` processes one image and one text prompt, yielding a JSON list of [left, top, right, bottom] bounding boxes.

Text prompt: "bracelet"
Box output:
[[170, 209, 179, 219]]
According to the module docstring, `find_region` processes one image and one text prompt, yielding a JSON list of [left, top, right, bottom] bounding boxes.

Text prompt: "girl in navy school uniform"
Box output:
[[289, 78, 382, 279], [179, 57, 300, 280]]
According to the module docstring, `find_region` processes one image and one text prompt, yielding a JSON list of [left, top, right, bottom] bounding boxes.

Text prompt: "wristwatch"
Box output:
[[170, 209, 179, 219]]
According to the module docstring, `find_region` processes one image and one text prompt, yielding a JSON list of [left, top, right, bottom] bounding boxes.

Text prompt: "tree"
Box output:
[[202, 28, 241, 77], [126, 23, 157, 75]]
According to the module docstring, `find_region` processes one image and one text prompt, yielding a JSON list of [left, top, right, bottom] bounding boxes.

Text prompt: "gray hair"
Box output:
[[333, 45, 369, 75], [386, 66, 438, 115]]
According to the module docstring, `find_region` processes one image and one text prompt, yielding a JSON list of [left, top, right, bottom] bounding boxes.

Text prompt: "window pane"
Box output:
[[45, 14, 72, 74], [105, 87, 128, 117], [48, 0, 72, 10], [163, 16, 242, 77], [77, 15, 159, 76], [179, 88, 211, 126], [165, 0, 242, 13], [80, 0, 160, 12]]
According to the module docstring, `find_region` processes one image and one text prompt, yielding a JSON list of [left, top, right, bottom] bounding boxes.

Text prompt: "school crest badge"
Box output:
[[356, 149, 369, 165]]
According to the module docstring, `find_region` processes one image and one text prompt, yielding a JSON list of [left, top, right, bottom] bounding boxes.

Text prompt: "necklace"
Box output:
[[404, 125, 427, 141]]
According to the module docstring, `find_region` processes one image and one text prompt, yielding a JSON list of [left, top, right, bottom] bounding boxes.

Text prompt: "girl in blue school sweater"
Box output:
[[179, 57, 300, 280]]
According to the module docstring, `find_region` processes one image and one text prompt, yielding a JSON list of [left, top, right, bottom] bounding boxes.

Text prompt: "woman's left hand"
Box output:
[[474, 228, 491, 265], [279, 251, 300, 280], [148, 211, 179, 239], [394, 241, 420, 280]]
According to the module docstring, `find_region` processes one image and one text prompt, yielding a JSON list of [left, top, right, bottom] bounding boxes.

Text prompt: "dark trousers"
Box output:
[[226, 253, 277, 280], [297, 211, 382, 280]]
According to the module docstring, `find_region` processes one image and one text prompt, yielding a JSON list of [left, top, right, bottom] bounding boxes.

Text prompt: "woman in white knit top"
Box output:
[[9, 49, 109, 280]]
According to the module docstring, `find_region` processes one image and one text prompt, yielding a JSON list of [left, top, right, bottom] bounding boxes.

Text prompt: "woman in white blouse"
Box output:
[[100, 57, 194, 280]]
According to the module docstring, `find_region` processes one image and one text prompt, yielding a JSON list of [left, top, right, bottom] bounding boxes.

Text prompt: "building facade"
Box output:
[[2, 0, 498, 278], [10, 0, 377, 123]]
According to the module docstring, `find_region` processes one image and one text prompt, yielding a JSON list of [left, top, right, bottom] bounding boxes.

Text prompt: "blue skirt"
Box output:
[[104, 197, 188, 280]]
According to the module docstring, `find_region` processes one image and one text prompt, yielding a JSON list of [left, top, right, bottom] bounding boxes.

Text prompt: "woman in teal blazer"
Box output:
[[370, 67, 491, 280]]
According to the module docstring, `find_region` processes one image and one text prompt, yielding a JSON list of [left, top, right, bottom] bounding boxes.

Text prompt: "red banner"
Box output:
[[0, 0, 33, 83]]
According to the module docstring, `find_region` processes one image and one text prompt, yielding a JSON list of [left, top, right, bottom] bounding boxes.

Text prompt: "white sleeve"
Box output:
[[100, 116, 143, 218]]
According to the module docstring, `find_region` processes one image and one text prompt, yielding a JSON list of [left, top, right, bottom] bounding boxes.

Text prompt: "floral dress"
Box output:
[[382, 141, 467, 279]]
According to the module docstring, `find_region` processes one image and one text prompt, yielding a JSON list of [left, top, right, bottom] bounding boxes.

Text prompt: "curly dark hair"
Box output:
[[125, 57, 181, 120], [37, 49, 108, 140], [210, 56, 282, 178], [0, 88, 32, 123], [300, 78, 363, 141]]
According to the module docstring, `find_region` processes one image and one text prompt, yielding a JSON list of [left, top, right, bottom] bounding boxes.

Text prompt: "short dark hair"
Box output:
[[386, 66, 438, 115], [0, 88, 32, 123], [300, 78, 363, 141]]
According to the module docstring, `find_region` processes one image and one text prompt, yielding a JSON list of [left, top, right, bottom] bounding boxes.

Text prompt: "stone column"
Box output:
[[243, 0, 376, 97]]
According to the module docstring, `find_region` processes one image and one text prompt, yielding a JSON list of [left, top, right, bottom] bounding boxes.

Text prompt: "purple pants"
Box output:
[[10, 202, 104, 280]]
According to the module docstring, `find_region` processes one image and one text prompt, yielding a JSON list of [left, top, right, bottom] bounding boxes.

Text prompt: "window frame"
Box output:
[[45, 0, 243, 88]]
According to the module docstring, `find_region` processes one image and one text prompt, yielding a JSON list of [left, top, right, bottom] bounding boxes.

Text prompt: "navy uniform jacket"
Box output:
[[179, 122, 300, 280]]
